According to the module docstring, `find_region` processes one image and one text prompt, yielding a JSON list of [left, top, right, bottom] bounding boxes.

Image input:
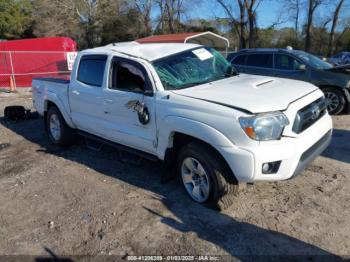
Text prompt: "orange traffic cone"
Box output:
[[9, 75, 16, 92]]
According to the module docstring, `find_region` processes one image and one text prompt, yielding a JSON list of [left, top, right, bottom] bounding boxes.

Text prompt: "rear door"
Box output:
[[69, 55, 108, 136], [101, 57, 157, 154], [245, 53, 274, 76], [234, 53, 274, 76], [273, 53, 309, 81]]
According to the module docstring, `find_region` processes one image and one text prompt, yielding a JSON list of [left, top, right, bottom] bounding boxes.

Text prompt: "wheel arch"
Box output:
[[43, 99, 75, 128], [157, 116, 235, 158], [162, 131, 238, 184], [318, 84, 345, 93]]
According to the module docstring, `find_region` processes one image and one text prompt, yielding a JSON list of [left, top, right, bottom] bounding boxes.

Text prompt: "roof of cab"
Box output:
[[81, 41, 201, 61]]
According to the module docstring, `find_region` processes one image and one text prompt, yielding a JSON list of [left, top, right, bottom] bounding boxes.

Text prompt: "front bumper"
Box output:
[[290, 129, 332, 178], [218, 113, 333, 182]]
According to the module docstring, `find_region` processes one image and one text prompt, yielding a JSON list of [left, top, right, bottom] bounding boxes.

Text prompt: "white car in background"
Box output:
[[32, 42, 332, 210], [328, 52, 350, 65]]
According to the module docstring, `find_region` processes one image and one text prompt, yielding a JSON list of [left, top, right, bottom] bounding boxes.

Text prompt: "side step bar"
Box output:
[[76, 130, 159, 162]]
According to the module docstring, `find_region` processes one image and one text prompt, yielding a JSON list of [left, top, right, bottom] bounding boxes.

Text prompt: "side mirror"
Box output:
[[297, 64, 306, 71], [226, 65, 238, 76]]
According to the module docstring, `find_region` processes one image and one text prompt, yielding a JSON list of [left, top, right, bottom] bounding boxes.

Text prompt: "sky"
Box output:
[[180, 0, 350, 30]]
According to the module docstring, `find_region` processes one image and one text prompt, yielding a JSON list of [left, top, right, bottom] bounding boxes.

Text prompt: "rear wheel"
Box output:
[[46, 106, 75, 147], [177, 142, 239, 210], [322, 87, 346, 115]]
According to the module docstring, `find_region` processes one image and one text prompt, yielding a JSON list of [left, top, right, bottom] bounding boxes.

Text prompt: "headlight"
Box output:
[[239, 112, 289, 141]]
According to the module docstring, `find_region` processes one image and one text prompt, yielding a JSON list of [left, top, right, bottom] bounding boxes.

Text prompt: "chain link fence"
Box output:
[[0, 51, 76, 91]]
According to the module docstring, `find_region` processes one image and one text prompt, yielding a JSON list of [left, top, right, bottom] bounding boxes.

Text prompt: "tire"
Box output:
[[177, 142, 239, 210], [322, 87, 346, 115], [46, 106, 75, 147]]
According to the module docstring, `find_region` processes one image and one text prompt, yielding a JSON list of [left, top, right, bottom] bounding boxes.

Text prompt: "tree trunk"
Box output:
[[238, 0, 246, 49], [305, 0, 322, 52], [244, 0, 257, 48], [155, 1, 165, 33], [305, 0, 313, 51], [327, 0, 344, 57], [165, 0, 175, 33], [294, 0, 300, 40], [217, 0, 247, 49]]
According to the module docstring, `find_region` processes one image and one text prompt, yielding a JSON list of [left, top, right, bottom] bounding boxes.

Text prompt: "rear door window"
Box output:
[[77, 55, 107, 87], [246, 54, 273, 68], [274, 54, 302, 70]]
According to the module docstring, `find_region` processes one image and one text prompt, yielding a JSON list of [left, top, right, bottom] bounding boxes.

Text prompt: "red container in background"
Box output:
[[0, 37, 77, 88]]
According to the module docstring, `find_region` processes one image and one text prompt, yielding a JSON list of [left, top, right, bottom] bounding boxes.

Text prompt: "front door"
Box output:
[[101, 57, 157, 154], [273, 54, 309, 82]]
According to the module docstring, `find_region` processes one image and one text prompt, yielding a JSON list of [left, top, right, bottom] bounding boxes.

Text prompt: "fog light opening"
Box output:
[[262, 161, 281, 174], [262, 163, 271, 173]]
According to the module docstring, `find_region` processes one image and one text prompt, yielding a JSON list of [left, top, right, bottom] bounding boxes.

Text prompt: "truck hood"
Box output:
[[325, 64, 350, 75], [172, 74, 319, 114]]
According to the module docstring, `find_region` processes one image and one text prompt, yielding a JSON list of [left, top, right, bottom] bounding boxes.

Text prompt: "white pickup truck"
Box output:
[[32, 42, 332, 210]]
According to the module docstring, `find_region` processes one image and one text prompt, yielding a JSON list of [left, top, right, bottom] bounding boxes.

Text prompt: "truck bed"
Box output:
[[32, 77, 71, 117], [32, 77, 70, 84]]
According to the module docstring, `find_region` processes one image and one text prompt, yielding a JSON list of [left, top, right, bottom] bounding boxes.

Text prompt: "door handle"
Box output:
[[104, 99, 113, 104], [72, 90, 80, 95]]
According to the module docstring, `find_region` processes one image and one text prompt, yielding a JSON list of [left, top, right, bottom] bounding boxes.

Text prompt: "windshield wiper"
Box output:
[[179, 81, 209, 89]]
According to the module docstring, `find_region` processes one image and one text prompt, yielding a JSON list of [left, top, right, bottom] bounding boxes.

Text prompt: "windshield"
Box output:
[[294, 51, 333, 70], [152, 47, 232, 90]]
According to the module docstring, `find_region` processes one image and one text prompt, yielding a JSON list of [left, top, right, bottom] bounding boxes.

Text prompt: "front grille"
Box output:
[[292, 97, 327, 134]]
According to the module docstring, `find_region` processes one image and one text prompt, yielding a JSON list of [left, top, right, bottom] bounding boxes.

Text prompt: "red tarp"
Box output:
[[0, 37, 77, 88]]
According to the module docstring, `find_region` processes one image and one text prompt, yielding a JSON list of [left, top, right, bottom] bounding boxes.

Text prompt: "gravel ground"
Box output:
[[0, 89, 349, 261]]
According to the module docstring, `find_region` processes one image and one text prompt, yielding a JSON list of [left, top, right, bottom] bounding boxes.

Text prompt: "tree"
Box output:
[[32, 0, 147, 48], [0, 0, 33, 39], [305, 0, 323, 51], [154, 0, 187, 34], [32, 0, 85, 46], [244, 0, 262, 48], [217, 0, 262, 49], [283, 0, 303, 41], [134, 0, 153, 36], [327, 0, 345, 56], [217, 0, 247, 49]]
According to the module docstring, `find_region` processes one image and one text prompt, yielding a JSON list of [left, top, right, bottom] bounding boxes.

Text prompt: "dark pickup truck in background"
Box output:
[[228, 48, 350, 115]]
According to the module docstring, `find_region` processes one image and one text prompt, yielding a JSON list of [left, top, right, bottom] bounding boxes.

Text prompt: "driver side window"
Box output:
[[275, 54, 302, 71], [110, 59, 147, 93]]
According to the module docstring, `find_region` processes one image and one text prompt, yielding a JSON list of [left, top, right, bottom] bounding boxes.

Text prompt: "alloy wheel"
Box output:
[[181, 157, 210, 203], [324, 91, 340, 113], [49, 113, 61, 142]]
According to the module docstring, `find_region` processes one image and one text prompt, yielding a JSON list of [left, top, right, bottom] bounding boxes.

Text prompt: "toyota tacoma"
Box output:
[[32, 42, 332, 210]]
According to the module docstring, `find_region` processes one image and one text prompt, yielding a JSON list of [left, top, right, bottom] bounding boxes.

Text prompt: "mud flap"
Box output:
[[161, 148, 177, 183]]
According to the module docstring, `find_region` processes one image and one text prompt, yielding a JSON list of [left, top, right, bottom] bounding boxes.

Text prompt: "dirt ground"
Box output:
[[0, 89, 349, 260]]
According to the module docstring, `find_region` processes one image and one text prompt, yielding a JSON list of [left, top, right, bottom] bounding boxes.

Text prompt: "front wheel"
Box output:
[[322, 87, 346, 115], [177, 142, 239, 210]]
